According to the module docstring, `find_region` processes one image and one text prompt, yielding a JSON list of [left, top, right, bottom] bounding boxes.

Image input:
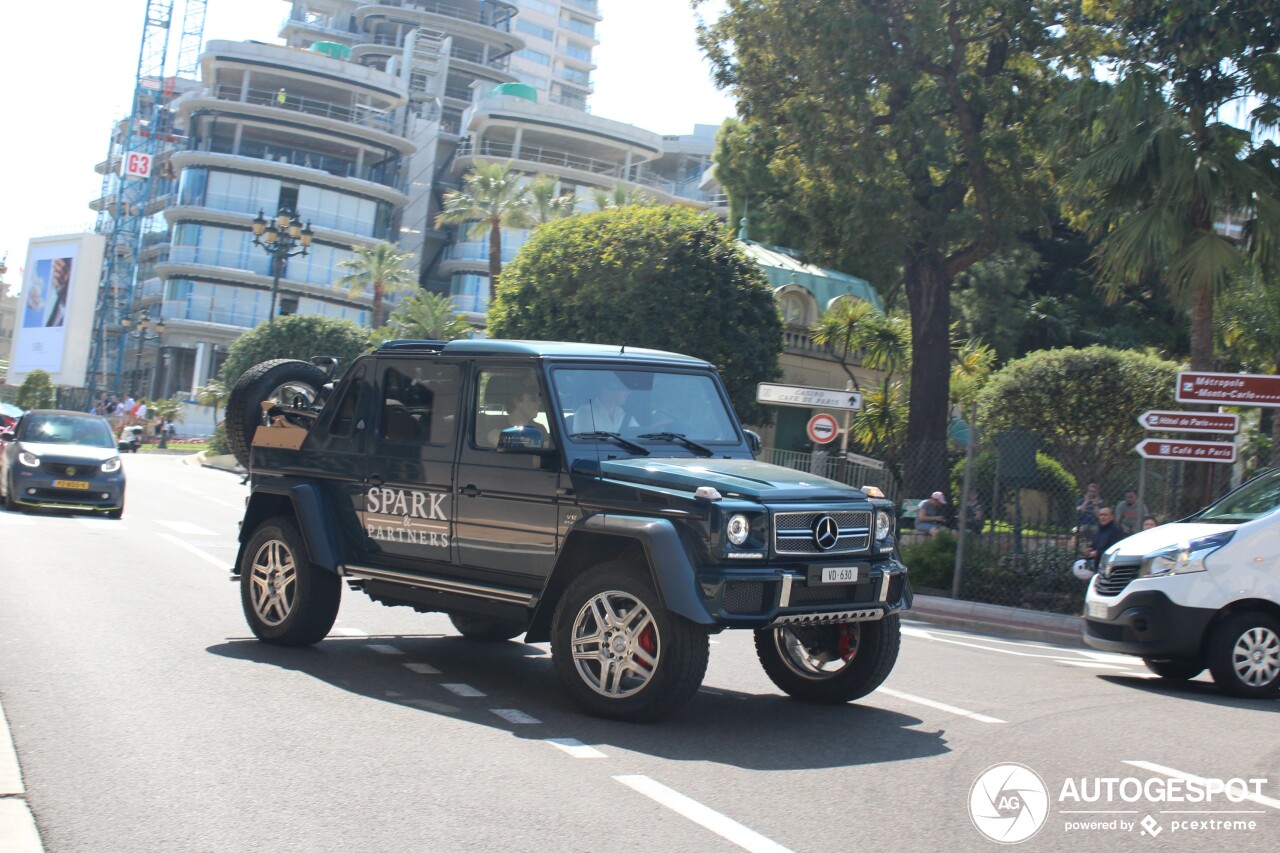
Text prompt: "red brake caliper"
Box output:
[[837, 624, 857, 662], [636, 624, 657, 669]]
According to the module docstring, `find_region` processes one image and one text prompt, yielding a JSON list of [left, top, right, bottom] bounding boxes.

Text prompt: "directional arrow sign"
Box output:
[[1134, 438, 1237, 463], [1176, 371, 1280, 407], [1139, 410, 1240, 434], [756, 383, 863, 411]]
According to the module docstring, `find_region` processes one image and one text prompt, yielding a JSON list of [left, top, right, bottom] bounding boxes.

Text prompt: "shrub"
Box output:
[[219, 315, 369, 389], [208, 422, 230, 457], [15, 369, 55, 410]]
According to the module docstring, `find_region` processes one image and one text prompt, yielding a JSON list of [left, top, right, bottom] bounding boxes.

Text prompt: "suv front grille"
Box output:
[[774, 511, 871, 555], [1093, 563, 1140, 596]]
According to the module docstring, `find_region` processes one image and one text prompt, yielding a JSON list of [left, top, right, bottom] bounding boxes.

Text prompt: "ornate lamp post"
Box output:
[[251, 207, 313, 323], [120, 309, 165, 397]]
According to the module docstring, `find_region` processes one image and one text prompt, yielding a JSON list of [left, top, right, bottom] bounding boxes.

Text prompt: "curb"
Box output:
[[908, 593, 1084, 647], [0, 696, 44, 853]]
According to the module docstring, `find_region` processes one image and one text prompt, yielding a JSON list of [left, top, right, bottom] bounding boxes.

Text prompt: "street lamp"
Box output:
[[120, 309, 165, 397], [251, 207, 313, 323]]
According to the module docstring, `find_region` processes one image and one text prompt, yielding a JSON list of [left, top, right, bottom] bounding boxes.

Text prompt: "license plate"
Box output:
[[1086, 601, 1108, 619], [52, 480, 90, 490], [821, 566, 859, 584]]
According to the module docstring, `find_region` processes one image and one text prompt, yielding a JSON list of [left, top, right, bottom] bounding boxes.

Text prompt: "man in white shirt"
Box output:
[[574, 382, 633, 433]]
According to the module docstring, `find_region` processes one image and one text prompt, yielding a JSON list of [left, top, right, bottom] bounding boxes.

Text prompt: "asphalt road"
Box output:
[[0, 454, 1276, 853]]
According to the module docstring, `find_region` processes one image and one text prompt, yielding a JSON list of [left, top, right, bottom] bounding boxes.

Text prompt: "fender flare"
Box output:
[[234, 479, 343, 575], [525, 513, 713, 643]]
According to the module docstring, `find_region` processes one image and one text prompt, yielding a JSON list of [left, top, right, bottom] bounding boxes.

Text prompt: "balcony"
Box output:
[[457, 137, 624, 178], [442, 240, 518, 264], [211, 84, 397, 133], [359, 0, 517, 32], [195, 137, 406, 193]]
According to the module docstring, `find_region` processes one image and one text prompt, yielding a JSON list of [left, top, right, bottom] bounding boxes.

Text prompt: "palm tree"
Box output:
[[335, 242, 418, 329], [195, 379, 228, 425], [382, 291, 474, 342], [434, 162, 537, 287], [591, 183, 655, 210], [527, 174, 576, 224]]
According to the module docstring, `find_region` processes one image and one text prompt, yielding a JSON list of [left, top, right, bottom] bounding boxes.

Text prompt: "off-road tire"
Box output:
[[551, 563, 709, 722], [226, 359, 327, 470], [755, 613, 901, 704], [1206, 611, 1280, 698], [1142, 657, 1204, 681], [449, 613, 526, 642], [240, 515, 341, 646]]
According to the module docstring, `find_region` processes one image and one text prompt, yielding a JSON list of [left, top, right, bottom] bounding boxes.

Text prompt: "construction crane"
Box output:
[[86, 0, 207, 404]]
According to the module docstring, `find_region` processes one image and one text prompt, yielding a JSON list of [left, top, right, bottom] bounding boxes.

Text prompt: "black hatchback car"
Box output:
[[1, 410, 125, 518]]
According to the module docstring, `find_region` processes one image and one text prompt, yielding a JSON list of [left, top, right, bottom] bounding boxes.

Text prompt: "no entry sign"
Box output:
[[1176, 371, 1280, 407], [1138, 410, 1240, 434], [807, 413, 840, 444], [1134, 438, 1237, 463]]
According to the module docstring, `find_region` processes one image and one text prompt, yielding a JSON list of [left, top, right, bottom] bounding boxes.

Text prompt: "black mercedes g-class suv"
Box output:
[[226, 339, 910, 721]]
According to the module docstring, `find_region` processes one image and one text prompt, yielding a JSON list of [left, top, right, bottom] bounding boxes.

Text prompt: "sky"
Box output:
[[0, 0, 735, 292]]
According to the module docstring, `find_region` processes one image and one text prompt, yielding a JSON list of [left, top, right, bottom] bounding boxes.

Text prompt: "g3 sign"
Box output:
[[122, 151, 152, 180]]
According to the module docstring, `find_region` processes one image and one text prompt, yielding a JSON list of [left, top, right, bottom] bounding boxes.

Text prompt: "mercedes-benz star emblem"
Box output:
[[66, 467, 77, 477], [812, 515, 839, 551]]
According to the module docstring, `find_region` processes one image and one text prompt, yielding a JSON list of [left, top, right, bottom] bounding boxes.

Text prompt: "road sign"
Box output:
[[807, 413, 839, 444], [1139, 410, 1240, 434], [1176, 371, 1280, 407], [756, 383, 863, 411], [1134, 438, 1237, 463]]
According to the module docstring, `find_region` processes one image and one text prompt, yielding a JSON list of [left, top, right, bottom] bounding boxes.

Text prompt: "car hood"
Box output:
[[583, 457, 865, 502], [1105, 522, 1237, 559], [19, 441, 119, 463]]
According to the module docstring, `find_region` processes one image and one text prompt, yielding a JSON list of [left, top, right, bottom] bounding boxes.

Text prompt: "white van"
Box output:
[[1082, 468, 1280, 698]]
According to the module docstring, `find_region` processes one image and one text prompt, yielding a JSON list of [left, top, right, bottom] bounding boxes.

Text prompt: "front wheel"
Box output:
[[1207, 611, 1280, 698], [755, 614, 901, 704], [1142, 657, 1204, 681], [551, 564, 709, 722], [239, 516, 340, 646]]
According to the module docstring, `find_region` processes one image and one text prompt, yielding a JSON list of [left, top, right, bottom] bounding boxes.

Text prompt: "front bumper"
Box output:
[[699, 559, 911, 629], [1082, 589, 1216, 659], [9, 469, 124, 513]]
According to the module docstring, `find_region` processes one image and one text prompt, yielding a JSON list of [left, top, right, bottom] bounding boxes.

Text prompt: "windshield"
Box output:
[[552, 367, 739, 445], [1196, 468, 1280, 523], [21, 413, 116, 449]]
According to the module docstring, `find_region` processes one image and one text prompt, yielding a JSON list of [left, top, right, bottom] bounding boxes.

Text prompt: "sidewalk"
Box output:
[[908, 593, 1084, 646]]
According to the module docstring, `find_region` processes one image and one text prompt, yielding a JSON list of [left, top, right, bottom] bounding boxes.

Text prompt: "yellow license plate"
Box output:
[[53, 480, 90, 490]]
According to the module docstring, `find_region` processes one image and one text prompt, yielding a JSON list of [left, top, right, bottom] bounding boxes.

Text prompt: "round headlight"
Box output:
[[875, 510, 892, 541], [18, 451, 40, 468], [727, 513, 751, 546], [101, 456, 122, 473]]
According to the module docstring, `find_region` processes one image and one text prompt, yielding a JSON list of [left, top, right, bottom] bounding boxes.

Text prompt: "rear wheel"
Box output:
[[1207, 611, 1280, 698], [449, 613, 526, 642], [755, 614, 901, 704], [239, 516, 340, 646], [2, 476, 18, 512], [1142, 657, 1204, 681], [225, 359, 327, 470], [551, 564, 709, 722]]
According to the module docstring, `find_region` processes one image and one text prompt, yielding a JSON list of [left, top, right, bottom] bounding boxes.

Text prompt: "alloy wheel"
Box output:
[[570, 590, 660, 698], [249, 539, 298, 626]]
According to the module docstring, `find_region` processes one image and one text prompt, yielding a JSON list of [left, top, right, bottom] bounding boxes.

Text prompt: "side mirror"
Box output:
[[496, 424, 548, 453], [0, 431, 14, 442], [743, 429, 762, 456]]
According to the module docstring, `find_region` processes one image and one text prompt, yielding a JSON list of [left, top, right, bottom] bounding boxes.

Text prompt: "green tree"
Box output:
[[15, 369, 55, 410], [527, 174, 577, 224], [149, 395, 184, 424], [434, 161, 537, 286], [699, 0, 1068, 493], [590, 183, 656, 210], [195, 378, 228, 425], [977, 346, 1180, 486], [334, 242, 418, 329], [372, 291, 474, 347], [1060, 0, 1280, 372], [487, 205, 782, 422], [1219, 264, 1280, 465], [219, 314, 369, 389]]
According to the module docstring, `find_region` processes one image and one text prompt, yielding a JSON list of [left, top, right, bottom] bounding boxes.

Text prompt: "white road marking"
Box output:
[[1054, 660, 1131, 670], [0, 801, 44, 853], [177, 485, 240, 509], [403, 698, 461, 714], [441, 683, 485, 697], [876, 687, 1006, 724], [902, 625, 1141, 666], [76, 517, 125, 529], [154, 519, 216, 536], [615, 775, 794, 853], [0, 513, 35, 524], [0, 697, 25, 795], [333, 627, 368, 637], [546, 738, 606, 759], [490, 708, 541, 725], [403, 662, 440, 675], [368, 644, 404, 655], [157, 533, 228, 570], [1124, 761, 1280, 811]]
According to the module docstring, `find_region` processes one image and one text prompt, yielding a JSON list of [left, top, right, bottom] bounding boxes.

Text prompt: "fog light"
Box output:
[[27, 488, 37, 495], [101, 492, 110, 500]]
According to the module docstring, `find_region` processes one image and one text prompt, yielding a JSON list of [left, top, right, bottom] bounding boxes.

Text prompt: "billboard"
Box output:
[[8, 233, 105, 388]]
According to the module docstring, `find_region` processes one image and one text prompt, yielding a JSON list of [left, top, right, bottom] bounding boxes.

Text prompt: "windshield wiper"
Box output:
[[570, 431, 650, 455], [637, 432, 714, 457]]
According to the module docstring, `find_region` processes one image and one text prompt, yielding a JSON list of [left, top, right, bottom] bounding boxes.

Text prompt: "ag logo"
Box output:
[[969, 763, 1049, 844]]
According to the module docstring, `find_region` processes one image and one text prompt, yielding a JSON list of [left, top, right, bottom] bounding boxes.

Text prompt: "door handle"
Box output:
[[459, 484, 480, 497], [366, 475, 384, 487]]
